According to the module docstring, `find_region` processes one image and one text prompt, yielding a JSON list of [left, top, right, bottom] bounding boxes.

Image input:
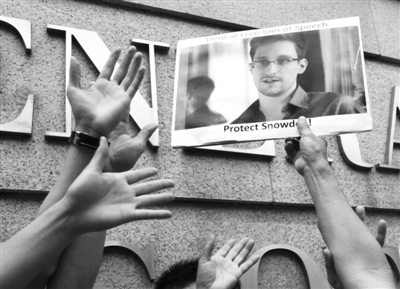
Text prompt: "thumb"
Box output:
[[86, 137, 109, 173], [68, 56, 82, 90], [199, 235, 215, 264], [136, 123, 158, 144], [296, 116, 313, 137]]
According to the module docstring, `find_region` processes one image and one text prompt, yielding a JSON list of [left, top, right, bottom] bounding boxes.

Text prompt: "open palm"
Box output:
[[67, 47, 144, 138], [196, 237, 260, 289], [62, 137, 175, 234], [106, 113, 158, 172]]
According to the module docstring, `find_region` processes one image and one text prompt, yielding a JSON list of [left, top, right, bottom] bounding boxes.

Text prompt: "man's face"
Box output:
[[250, 40, 308, 97]]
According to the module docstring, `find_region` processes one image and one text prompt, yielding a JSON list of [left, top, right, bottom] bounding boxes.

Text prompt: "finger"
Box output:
[[133, 179, 175, 196], [226, 238, 250, 261], [284, 137, 294, 144], [284, 140, 303, 168], [126, 66, 146, 98], [376, 219, 387, 247], [199, 235, 215, 263], [284, 140, 299, 161], [112, 46, 137, 85], [121, 167, 158, 184], [215, 239, 235, 257], [238, 254, 260, 274], [285, 155, 293, 164], [135, 192, 175, 208], [68, 56, 81, 90], [98, 47, 121, 80], [132, 209, 173, 220], [121, 52, 143, 91], [134, 123, 158, 145], [296, 116, 313, 138], [233, 239, 255, 265], [284, 137, 296, 163], [323, 248, 339, 287], [355, 206, 366, 222], [86, 137, 109, 173]]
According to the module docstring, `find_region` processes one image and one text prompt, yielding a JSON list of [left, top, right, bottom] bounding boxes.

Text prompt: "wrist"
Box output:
[[55, 198, 83, 237], [41, 200, 81, 240], [69, 131, 106, 150], [303, 159, 331, 177], [74, 123, 107, 139]]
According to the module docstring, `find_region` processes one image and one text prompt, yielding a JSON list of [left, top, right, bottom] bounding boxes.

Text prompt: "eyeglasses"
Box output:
[[249, 58, 299, 69]]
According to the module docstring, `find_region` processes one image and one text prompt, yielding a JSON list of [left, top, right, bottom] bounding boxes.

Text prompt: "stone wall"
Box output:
[[1, 1, 399, 288]]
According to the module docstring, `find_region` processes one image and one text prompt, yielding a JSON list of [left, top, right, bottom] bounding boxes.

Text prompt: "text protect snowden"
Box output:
[[223, 119, 312, 133]]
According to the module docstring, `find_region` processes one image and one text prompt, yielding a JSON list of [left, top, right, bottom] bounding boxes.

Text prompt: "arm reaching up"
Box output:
[[284, 117, 395, 289], [323, 206, 388, 289], [45, 47, 160, 289], [20, 46, 162, 289], [1, 138, 174, 289]]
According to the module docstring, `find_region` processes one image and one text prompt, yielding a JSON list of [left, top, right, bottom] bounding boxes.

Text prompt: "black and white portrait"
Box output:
[[172, 17, 372, 148]]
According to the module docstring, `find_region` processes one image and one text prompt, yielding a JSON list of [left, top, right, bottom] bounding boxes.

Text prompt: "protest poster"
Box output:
[[171, 17, 372, 148]]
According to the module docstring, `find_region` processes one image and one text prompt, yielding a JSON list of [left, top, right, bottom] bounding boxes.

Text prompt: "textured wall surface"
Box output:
[[1, 0, 399, 288]]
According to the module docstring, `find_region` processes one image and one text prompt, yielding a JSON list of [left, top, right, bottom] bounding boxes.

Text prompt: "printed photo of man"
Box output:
[[232, 33, 366, 124], [185, 76, 227, 129]]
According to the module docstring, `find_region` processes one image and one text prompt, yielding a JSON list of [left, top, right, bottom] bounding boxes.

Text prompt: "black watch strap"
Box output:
[[69, 131, 101, 150]]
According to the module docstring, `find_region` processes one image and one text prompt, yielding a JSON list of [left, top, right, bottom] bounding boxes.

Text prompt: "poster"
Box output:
[[171, 17, 372, 148]]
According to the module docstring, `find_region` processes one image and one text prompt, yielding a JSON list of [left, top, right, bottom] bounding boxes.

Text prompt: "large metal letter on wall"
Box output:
[[104, 240, 155, 280], [130, 38, 170, 148], [0, 16, 34, 136], [384, 247, 400, 281], [45, 25, 160, 147], [377, 86, 400, 171], [240, 244, 330, 289], [337, 133, 374, 169], [93, 240, 156, 289]]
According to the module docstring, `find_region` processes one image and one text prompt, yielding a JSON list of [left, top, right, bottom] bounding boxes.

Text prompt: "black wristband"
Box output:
[[69, 131, 101, 150]]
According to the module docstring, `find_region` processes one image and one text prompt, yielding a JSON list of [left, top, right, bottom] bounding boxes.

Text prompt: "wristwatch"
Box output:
[[69, 131, 101, 150]]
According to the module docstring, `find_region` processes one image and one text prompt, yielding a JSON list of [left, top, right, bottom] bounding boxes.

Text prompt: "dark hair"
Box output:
[[249, 33, 309, 60], [154, 258, 241, 289], [187, 76, 215, 103]]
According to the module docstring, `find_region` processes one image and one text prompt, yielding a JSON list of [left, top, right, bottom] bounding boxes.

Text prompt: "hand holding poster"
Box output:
[[171, 17, 372, 148]]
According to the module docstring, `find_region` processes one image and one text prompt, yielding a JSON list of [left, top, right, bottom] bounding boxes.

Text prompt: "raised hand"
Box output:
[[323, 206, 387, 289], [196, 236, 260, 289], [284, 116, 329, 176], [106, 114, 158, 172], [67, 46, 145, 138], [61, 137, 175, 234]]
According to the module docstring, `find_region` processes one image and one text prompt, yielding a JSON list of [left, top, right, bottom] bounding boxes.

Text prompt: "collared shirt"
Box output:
[[232, 86, 365, 124]]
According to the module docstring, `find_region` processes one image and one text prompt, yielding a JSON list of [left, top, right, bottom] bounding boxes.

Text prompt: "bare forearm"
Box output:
[[38, 145, 95, 215], [303, 163, 394, 286], [1, 203, 76, 289], [47, 231, 106, 289], [303, 163, 361, 249], [29, 145, 103, 289]]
